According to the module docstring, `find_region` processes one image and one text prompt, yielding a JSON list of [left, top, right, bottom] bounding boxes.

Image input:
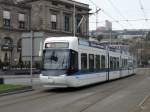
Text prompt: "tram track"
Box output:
[[58, 69, 150, 112], [59, 83, 127, 112], [0, 89, 56, 107], [0, 87, 85, 108], [1, 73, 141, 109], [0, 90, 44, 102], [82, 69, 150, 112], [0, 68, 149, 112]]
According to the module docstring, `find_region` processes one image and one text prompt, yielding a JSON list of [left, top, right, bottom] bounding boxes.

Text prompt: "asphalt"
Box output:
[[0, 68, 150, 112], [84, 71, 150, 112]]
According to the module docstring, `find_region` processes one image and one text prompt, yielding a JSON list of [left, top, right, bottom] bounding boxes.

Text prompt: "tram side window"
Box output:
[[110, 57, 113, 70], [117, 58, 119, 69], [89, 54, 94, 71], [133, 60, 136, 67], [81, 53, 87, 70], [124, 59, 126, 68], [114, 57, 117, 70], [70, 50, 78, 69], [123, 59, 125, 68], [101, 55, 105, 69], [123, 59, 127, 68], [126, 59, 128, 68], [95, 55, 100, 70], [122, 59, 124, 68]]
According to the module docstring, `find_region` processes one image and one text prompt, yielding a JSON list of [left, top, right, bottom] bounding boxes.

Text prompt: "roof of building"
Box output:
[[17, 0, 90, 10], [0, 0, 16, 4], [0, 0, 30, 8]]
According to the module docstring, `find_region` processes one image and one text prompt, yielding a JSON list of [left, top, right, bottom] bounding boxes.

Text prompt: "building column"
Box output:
[[60, 11, 64, 32]]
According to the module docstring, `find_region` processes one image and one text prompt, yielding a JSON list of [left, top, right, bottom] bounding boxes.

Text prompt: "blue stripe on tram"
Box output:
[[67, 68, 129, 76]]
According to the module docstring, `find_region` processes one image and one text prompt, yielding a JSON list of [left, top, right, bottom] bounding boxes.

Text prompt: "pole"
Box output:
[[107, 46, 110, 81], [110, 30, 112, 45], [73, 2, 76, 37], [96, 7, 98, 37], [140, 38, 142, 66], [30, 31, 33, 86]]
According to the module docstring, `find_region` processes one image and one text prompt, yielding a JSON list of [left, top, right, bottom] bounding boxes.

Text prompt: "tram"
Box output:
[[40, 36, 136, 87]]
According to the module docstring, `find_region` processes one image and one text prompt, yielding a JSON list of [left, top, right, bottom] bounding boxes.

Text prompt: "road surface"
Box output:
[[0, 68, 150, 112]]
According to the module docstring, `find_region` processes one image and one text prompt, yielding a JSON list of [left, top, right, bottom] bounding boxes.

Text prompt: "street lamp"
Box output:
[[30, 31, 33, 86], [73, 2, 76, 37]]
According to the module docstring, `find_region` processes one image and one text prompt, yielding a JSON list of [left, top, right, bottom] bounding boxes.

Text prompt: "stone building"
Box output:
[[0, 0, 90, 66], [0, 0, 30, 66]]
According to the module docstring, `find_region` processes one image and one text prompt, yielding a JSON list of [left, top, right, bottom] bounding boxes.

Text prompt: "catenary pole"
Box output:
[[73, 2, 76, 37], [30, 31, 33, 86]]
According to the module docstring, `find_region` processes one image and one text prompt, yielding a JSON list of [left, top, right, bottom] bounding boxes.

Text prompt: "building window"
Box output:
[[3, 11, 10, 27], [1, 37, 13, 51], [64, 15, 70, 32], [51, 14, 57, 30], [65, 5, 71, 9], [52, 1, 58, 6], [81, 53, 87, 70], [76, 16, 81, 33], [19, 21, 25, 29], [18, 13, 25, 29]]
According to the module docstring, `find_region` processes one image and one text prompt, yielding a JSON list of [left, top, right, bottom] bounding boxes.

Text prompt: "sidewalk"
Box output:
[[0, 86, 33, 97], [0, 74, 39, 79], [0, 74, 41, 90], [0, 69, 40, 75]]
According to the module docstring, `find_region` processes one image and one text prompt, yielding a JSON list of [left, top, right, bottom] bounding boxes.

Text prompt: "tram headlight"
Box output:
[[60, 74, 66, 77], [40, 74, 43, 77]]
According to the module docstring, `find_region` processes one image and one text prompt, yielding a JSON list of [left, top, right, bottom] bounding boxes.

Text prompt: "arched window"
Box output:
[[1, 37, 13, 51], [3, 37, 13, 45]]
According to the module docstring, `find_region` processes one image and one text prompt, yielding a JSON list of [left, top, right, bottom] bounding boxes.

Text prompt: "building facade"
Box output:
[[0, 0, 90, 67], [0, 0, 30, 66]]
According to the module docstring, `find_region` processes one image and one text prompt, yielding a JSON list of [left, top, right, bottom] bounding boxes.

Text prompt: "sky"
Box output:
[[75, 0, 150, 31]]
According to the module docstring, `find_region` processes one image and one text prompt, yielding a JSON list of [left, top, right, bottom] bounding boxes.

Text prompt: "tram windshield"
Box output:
[[43, 49, 69, 70]]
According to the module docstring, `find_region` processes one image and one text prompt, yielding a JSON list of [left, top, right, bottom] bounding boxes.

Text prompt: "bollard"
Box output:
[[0, 78, 4, 84]]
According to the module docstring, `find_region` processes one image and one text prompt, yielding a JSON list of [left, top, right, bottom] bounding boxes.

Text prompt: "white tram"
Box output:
[[40, 36, 136, 87]]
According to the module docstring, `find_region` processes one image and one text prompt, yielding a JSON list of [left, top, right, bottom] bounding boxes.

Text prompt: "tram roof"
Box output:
[[44, 36, 129, 53]]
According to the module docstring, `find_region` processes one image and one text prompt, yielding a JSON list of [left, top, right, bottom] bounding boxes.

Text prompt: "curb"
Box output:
[[0, 86, 33, 97]]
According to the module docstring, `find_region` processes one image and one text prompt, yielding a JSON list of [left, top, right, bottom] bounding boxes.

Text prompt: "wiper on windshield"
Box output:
[[49, 51, 58, 62], [50, 56, 58, 62]]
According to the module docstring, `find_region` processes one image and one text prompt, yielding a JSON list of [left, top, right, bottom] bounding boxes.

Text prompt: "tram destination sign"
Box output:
[[45, 42, 69, 49]]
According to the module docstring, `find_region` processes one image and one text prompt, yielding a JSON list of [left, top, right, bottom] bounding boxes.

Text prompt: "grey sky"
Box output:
[[75, 0, 150, 30]]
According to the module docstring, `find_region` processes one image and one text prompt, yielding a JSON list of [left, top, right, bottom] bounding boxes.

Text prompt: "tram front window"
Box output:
[[43, 50, 69, 70]]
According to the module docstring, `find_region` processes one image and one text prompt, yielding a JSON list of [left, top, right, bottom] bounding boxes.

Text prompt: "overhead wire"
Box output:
[[88, 0, 150, 30], [88, 0, 125, 29], [139, 0, 148, 21], [90, 18, 150, 23], [138, 0, 150, 29], [106, 0, 134, 29], [101, 9, 125, 29]]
